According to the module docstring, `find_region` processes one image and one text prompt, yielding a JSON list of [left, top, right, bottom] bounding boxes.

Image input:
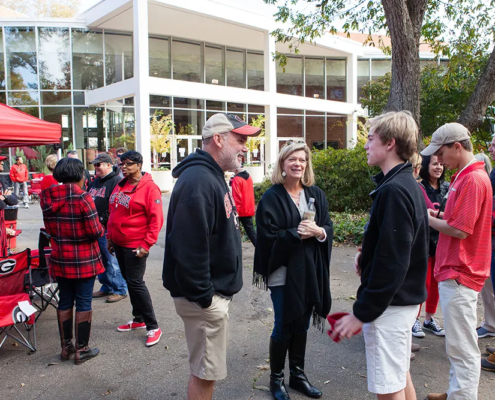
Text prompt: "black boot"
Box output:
[[57, 309, 76, 361], [74, 311, 99, 365], [288, 331, 322, 398], [269, 338, 291, 400]]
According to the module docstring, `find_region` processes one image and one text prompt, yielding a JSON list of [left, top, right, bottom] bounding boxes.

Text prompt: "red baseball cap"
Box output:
[[0, 155, 7, 161]]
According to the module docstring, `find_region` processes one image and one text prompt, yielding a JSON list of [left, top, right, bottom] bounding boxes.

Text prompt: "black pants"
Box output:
[[240, 216, 256, 246], [113, 244, 158, 330]]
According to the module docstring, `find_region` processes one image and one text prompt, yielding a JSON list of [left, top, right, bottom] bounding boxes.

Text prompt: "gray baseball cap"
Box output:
[[90, 153, 114, 164], [202, 113, 261, 139], [421, 123, 471, 156]]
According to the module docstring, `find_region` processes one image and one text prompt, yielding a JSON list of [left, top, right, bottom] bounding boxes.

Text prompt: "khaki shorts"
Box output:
[[174, 294, 231, 381], [363, 305, 419, 394]]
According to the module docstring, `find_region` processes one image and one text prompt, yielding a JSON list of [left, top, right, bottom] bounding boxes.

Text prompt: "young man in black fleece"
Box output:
[[333, 111, 429, 400], [163, 114, 261, 400]]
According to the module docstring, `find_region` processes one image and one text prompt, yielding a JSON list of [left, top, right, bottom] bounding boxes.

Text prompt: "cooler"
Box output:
[[4, 220, 18, 249]]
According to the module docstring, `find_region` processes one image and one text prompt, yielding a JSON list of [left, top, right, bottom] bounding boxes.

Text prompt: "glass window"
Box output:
[[327, 116, 346, 149], [226, 48, 245, 88], [326, 59, 346, 102], [371, 60, 391, 81], [149, 37, 170, 78], [39, 27, 71, 90], [0, 92, 5, 104], [150, 95, 171, 108], [172, 40, 202, 83], [74, 106, 106, 167], [206, 101, 224, 111], [174, 109, 204, 136], [277, 56, 303, 96], [306, 116, 325, 150], [205, 45, 224, 85], [4, 27, 38, 90], [277, 107, 303, 115], [41, 91, 71, 106], [248, 104, 264, 114], [8, 91, 39, 106], [106, 106, 135, 151], [247, 52, 264, 91], [227, 103, 245, 113], [41, 107, 72, 150], [174, 97, 203, 109], [73, 91, 85, 105], [72, 29, 104, 90], [105, 32, 133, 85], [357, 59, 370, 103], [0, 29, 5, 90], [305, 57, 324, 99], [277, 115, 303, 137], [12, 106, 39, 118]]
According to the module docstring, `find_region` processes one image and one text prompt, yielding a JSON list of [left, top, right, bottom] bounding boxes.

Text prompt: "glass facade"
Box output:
[[105, 32, 133, 84]]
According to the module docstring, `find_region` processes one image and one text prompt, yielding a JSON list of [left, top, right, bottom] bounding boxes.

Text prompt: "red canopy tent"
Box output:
[[0, 103, 61, 148]]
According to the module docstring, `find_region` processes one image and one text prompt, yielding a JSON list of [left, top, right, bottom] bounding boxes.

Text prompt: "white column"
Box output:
[[346, 112, 358, 148], [264, 31, 278, 171], [133, 0, 151, 171], [346, 54, 358, 148]]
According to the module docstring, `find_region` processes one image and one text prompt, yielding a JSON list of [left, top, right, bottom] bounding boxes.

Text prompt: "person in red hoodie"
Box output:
[[9, 156, 29, 208], [231, 164, 256, 245], [107, 150, 164, 347]]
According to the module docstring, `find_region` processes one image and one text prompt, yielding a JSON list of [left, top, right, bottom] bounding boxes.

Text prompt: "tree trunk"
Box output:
[[381, 0, 427, 139], [458, 47, 495, 133]]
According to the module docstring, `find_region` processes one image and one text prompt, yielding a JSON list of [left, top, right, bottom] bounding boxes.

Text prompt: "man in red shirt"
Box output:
[[422, 123, 492, 400], [9, 156, 29, 208], [231, 165, 256, 246]]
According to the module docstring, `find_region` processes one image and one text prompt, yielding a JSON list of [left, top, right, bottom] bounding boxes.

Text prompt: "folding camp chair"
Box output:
[[0, 249, 37, 352], [31, 229, 58, 321]]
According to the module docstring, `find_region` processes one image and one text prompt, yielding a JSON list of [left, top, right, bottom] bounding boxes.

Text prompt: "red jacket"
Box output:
[[41, 183, 105, 279], [10, 164, 29, 183], [107, 173, 164, 251], [231, 170, 255, 217]]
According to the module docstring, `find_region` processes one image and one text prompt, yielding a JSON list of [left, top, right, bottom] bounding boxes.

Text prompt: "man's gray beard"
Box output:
[[218, 148, 240, 172]]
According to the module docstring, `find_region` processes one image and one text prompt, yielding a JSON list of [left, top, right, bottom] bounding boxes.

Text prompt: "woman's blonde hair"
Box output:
[[271, 141, 315, 186], [45, 154, 58, 172], [474, 153, 492, 175]]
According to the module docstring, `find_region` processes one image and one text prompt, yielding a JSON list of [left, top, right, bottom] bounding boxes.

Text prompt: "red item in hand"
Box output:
[[326, 312, 362, 343]]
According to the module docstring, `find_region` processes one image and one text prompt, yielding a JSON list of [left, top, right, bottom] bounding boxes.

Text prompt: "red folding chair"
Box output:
[[0, 249, 37, 353], [28, 179, 43, 203]]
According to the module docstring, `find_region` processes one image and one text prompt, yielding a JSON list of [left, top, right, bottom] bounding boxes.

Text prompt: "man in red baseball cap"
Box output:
[[0, 155, 19, 256]]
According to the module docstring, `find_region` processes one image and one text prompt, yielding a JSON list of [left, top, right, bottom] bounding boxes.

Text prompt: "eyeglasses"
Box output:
[[119, 161, 137, 168]]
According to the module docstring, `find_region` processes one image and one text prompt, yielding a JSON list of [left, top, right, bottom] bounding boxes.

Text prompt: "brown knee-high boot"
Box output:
[[57, 309, 76, 361], [74, 311, 99, 365]]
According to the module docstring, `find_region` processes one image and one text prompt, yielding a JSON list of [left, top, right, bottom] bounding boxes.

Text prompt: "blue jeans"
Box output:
[[270, 285, 312, 343], [97, 234, 127, 295], [57, 276, 95, 312]]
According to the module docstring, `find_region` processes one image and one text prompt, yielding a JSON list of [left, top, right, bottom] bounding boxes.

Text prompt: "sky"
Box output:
[[78, 0, 101, 14]]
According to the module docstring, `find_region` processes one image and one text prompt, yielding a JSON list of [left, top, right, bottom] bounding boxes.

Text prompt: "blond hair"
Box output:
[[271, 141, 315, 186], [368, 111, 418, 161], [45, 154, 58, 172]]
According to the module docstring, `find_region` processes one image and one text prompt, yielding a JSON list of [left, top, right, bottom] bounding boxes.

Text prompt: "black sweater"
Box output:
[[87, 170, 122, 227], [162, 149, 243, 308], [354, 162, 429, 323]]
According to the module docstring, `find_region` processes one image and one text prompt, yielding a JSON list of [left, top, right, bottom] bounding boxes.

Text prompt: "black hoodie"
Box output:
[[88, 170, 122, 227], [354, 162, 429, 323], [162, 149, 243, 308]]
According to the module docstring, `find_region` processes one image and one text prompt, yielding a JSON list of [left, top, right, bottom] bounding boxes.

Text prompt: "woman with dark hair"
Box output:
[[411, 154, 449, 338], [254, 141, 333, 400], [107, 151, 164, 347], [41, 157, 105, 364]]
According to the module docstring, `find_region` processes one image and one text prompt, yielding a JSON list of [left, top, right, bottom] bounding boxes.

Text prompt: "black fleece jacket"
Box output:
[[354, 162, 429, 323], [162, 149, 243, 308], [87, 170, 122, 227]]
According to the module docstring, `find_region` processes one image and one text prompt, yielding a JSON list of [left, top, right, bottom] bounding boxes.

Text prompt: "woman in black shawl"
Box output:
[[254, 141, 333, 400]]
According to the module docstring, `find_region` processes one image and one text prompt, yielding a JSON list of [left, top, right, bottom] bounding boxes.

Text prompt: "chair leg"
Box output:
[[57, 309, 75, 361]]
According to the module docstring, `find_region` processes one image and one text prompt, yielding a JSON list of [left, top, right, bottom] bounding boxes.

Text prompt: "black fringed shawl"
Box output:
[[253, 184, 333, 331]]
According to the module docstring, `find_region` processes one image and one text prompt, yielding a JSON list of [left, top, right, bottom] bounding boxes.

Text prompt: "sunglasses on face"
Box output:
[[119, 161, 137, 168]]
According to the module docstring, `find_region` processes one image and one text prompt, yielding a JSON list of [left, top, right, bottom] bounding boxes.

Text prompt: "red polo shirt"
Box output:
[[434, 161, 492, 292]]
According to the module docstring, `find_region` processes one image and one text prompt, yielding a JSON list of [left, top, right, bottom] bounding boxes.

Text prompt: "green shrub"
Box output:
[[253, 145, 378, 213], [331, 212, 368, 245]]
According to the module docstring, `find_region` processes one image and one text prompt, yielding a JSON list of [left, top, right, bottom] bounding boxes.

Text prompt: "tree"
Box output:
[[266, 0, 495, 136], [0, 0, 79, 18], [150, 111, 173, 170]]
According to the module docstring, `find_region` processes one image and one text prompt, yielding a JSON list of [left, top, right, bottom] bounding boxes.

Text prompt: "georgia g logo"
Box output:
[[0, 259, 16, 275], [12, 306, 28, 324]]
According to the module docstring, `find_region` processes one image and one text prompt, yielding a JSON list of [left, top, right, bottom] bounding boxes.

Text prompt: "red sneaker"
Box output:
[[117, 320, 146, 332], [146, 328, 162, 347]]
